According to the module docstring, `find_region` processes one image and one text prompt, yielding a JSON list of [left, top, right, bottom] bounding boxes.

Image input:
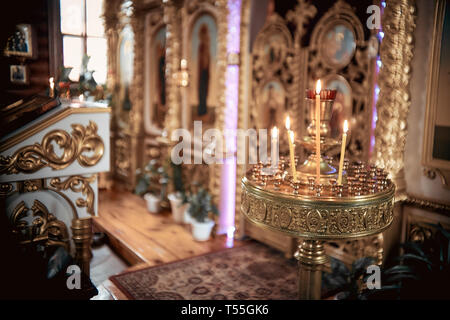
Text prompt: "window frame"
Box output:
[[60, 0, 105, 82]]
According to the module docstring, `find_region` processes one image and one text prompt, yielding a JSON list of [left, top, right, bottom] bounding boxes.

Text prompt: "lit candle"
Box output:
[[271, 126, 279, 171], [285, 116, 297, 181], [337, 120, 349, 185], [315, 80, 321, 183], [49, 77, 54, 98]]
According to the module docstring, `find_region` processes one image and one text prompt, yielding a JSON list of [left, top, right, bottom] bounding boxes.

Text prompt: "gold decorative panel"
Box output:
[[0, 121, 104, 175], [249, 12, 296, 154]]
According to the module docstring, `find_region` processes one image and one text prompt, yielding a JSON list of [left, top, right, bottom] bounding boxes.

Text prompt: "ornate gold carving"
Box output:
[[326, 234, 384, 267], [11, 200, 70, 251], [0, 182, 13, 196], [402, 194, 450, 216], [374, 0, 416, 195], [17, 179, 44, 193], [114, 134, 132, 177], [49, 175, 97, 215], [250, 12, 296, 153], [0, 107, 110, 153], [129, 1, 146, 136], [241, 177, 395, 240], [287, 0, 317, 42], [0, 121, 104, 175], [163, 0, 182, 135], [423, 167, 450, 190]]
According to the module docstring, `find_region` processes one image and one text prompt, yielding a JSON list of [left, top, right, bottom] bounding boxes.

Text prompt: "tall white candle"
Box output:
[[315, 80, 321, 183], [285, 116, 297, 181], [337, 120, 349, 185], [271, 126, 279, 171]]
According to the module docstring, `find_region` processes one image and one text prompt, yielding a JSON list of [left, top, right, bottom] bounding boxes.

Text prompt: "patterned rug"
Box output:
[[110, 242, 300, 300]]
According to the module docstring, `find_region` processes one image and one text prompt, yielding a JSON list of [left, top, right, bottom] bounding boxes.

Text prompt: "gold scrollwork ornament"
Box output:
[[11, 200, 70, 251], [0, 121, 104, 175], [49, 175, 97, 215]]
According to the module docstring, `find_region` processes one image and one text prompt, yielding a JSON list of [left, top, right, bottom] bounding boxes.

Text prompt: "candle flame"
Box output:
[[271, 126, 278, 138], [49, 77, 54, 84], [289, 130, 294, 142], [285, 116, 290, 130], [343, 120, 348, 133], [315, 79, 321, 95]]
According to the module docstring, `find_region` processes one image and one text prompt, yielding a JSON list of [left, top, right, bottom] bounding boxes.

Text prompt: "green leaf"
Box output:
[[383, 273, 419, 283], [400, 242, 426, 258], [397, 253, 432, 265], [383, 265, 414, 275], [135, 178, 149, 195]]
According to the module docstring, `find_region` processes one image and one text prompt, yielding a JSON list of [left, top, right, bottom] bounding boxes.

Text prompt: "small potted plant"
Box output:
[[164, 159, 190, 223], [184, 186, 219, 241], [135, 160, 168, 213]]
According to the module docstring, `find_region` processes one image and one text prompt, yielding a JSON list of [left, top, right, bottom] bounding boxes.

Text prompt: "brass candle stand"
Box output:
[[240, 90, 395, 300]]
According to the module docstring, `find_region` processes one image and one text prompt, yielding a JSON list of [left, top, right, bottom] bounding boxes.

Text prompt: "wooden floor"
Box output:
[[94, 188, 245, 299]]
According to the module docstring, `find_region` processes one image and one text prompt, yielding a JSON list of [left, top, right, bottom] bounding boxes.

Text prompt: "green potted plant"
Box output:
[[322, 257, 376, 300], [322, 223, 450, 300], [135, 160, 169, 213], [184, 186, 219, 241], [362, 223, 450, 300], [166, 162, 188, 223]]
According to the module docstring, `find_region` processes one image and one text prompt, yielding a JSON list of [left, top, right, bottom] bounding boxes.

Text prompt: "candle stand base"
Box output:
[[295, 239, 328, 300]]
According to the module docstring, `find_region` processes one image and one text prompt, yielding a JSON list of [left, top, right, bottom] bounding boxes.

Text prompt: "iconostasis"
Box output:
[[104, 0, 441, 263]]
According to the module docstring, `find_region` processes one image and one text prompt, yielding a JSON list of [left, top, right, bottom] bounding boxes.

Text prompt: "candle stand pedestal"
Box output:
[[241, 88, 394, 299], [241, 173, 395, 299]]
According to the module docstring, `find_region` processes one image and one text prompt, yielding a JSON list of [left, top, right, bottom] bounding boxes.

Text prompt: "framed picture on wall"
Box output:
[[10, 65, 28, 85], [4, 24, 36, 58], [423, 0, 450, 188]]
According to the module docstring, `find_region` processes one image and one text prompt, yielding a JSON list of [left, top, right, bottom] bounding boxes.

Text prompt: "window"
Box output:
[[60, 0, 107, 84]]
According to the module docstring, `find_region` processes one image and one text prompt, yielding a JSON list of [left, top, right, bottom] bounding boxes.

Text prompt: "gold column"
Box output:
[[374, 0, 416, 198], [295, 240, 328, 300], [71, 218, 93, 277]]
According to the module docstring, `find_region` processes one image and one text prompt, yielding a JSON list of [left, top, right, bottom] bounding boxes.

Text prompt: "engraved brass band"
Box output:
[[241, 176, 395, 240], [0, 121, 104, 175]]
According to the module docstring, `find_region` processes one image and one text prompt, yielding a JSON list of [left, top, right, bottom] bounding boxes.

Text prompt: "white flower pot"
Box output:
[[168, 193, 185, 223], [144, 193, 161, 213], [191, 219, 215, 241]]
